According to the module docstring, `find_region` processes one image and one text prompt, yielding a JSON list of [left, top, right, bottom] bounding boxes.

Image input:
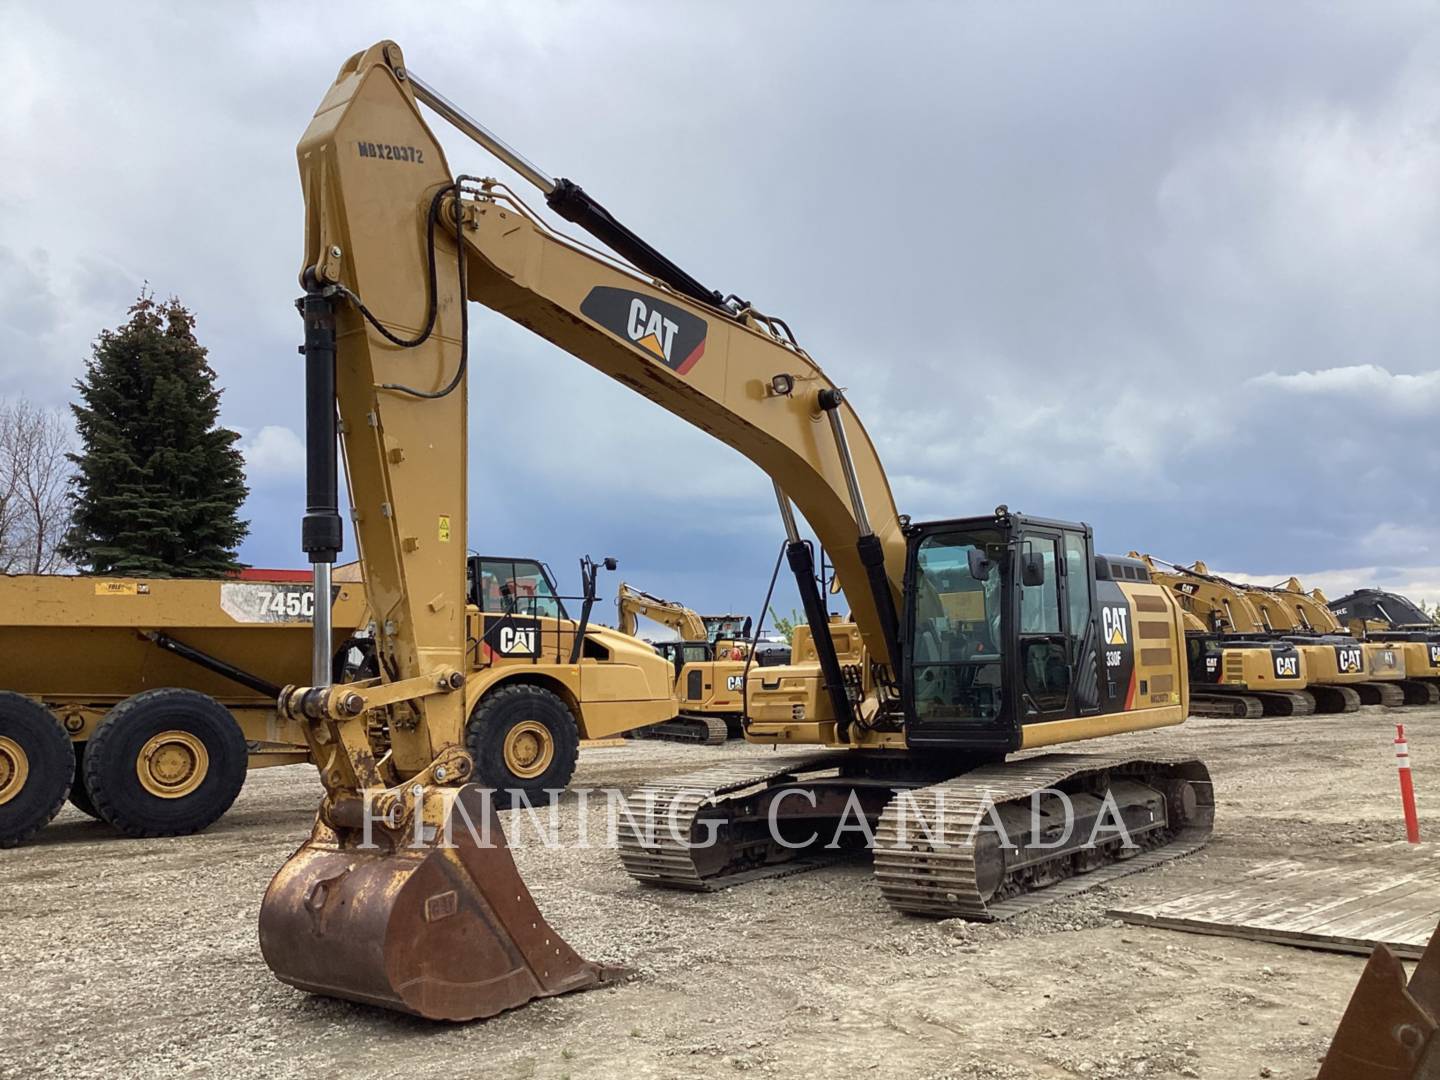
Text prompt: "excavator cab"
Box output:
[[703, 614, 752, 652], [652, 639, 714, 680], [903, 512, 1112, 750]]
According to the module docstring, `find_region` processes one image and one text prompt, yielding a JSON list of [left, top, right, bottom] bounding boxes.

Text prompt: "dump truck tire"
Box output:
[[0, 692, 74, 848], [67, 744, 102, 819], [84, 688, 248, 838], [467, 684, 580, 808]]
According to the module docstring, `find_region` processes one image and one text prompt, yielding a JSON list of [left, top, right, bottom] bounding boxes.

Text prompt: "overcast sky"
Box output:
[[5, 2, 1439, 626]]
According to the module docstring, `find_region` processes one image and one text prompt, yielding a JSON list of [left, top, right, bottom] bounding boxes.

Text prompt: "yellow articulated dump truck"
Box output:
[[461, 555, 682, 792], [0, 572, 368, 847]]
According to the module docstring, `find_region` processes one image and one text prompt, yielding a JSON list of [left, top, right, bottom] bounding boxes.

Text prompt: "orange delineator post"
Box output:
[[1395, 723, 1421, 844]]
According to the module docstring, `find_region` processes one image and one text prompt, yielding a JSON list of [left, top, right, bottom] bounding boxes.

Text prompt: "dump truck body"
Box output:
[[0, 573, 368, 846]]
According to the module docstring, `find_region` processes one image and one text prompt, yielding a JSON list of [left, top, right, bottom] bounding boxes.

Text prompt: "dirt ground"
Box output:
[[2, 707, 1434, 1080]]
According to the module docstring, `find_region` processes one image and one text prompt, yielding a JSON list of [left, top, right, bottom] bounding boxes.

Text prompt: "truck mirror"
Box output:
[[967, 549, 994, 581], [603, 557, 618, 571], [1021, 552, 1046, 587]]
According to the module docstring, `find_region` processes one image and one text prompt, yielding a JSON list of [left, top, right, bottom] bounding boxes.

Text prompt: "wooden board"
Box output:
[[1108, 844, 1440, 958]]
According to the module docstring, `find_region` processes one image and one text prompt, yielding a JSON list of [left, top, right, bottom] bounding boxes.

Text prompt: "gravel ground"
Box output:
[[2, 707, 1435, 1079]]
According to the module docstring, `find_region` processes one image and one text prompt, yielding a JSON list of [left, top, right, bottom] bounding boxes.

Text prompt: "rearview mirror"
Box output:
[[1021, 552, 1046, 587], [967, 549, 994, 581], [603, 557, 618, 571]]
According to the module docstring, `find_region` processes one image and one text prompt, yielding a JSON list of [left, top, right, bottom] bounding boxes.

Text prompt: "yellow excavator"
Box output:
[[616, 581, 708, 641], [1326, 586, 1440, 702], [616, 581, 750, 742], [1121, 555, 1313, 718], [259, 41, 1212, 1022], [1239, 575, 1409, 706], [1141, 557, 1375, 714], [615, 583, 753, 656]]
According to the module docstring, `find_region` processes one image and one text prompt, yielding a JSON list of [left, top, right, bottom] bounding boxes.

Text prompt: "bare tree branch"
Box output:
[[0, 398, 75, 574]]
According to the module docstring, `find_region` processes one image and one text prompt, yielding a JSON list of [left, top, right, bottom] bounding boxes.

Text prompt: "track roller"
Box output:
[[619, 751, 1214, 922], [873, 754, 1213, 920], [1189, 693, 1263, 719], [633, 714, 730, 745], [1353, 681, 1407, 708], [1253, 690, 1317, 717], [1311, 686, 1362, 714], [1399, 679, 1440, 706]]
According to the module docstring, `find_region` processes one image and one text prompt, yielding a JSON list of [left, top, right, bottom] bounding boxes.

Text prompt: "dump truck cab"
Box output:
[[458, 554, 676, 798]]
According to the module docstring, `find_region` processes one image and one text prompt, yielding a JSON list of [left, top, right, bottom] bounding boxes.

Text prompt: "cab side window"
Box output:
[[475, 560, 514, 613], [1063, 532, 1091, 642], [1018, 536, 1068, 712], [1018, 539, 1061, 634]]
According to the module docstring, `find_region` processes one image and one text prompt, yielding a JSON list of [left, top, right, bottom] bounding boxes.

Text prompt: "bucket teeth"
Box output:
[[259, 785, 623, 1021]]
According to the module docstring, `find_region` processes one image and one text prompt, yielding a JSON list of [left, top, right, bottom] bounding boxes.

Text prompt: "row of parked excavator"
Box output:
[[636, 558, 1440, 732], [1135, 557, 1440, 720]]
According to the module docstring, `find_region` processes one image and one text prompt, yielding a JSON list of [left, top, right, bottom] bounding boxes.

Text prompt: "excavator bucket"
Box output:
[[258, 785, 622, 1020], [1318, 917, 1440, 1079]]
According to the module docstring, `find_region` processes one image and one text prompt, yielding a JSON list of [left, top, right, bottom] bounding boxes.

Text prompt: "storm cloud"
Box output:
[[5, 2, 1439, 621]]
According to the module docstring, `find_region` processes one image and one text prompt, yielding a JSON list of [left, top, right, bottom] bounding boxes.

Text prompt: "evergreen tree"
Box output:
[[62, 293, 249, 577]]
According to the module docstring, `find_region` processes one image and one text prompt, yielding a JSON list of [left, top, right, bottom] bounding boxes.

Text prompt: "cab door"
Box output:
[[1015, 527, 1100, 721], [1015, 530, 1071, 719]]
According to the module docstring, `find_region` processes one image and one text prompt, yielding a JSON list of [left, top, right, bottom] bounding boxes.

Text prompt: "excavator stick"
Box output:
[[1318, 917, 1440, 1079], [263, 41, 626, 1020], [259, 786, 622, 1020]]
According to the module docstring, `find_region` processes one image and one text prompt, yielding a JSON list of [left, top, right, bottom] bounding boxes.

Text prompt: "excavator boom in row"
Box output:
[[263, 42, 1211, 1022]]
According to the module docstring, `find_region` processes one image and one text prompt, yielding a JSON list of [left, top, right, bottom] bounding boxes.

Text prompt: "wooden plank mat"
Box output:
[[1108, 844, 1440, 958]]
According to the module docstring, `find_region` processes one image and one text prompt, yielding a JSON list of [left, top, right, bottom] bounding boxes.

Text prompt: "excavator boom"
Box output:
[[260, 43, 627, 1020], [296, 45, 906, 677], [616, 582, 707, 641], [263, 39, 907, 1022]]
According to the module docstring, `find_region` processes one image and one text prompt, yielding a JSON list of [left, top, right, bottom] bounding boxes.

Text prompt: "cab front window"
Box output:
[[704, 616, 750, 644], [910, 530, 1005, 722], [472, 559, 567, 620]]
